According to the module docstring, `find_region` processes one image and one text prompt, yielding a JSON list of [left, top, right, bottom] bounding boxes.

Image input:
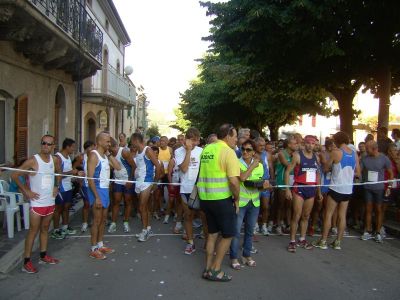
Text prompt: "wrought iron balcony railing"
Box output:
[[29, 0, 103, 63]]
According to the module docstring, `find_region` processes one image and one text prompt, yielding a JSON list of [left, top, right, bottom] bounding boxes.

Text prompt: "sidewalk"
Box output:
[[0, 200, 83, 273]]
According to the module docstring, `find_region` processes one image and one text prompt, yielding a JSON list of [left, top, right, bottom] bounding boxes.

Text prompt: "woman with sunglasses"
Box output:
[[230, 139, 270, 270]]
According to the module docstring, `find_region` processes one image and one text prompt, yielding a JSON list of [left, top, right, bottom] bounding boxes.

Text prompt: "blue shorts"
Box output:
[[113, 183, 135, 195], [55, 190, 73, 205], [293, 185, 316, 200], [260, 191, 270, 199], [81, 186, 90, 202], [87, 187, 110, 208]]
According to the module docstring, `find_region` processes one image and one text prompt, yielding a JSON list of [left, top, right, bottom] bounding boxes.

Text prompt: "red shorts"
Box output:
[[31, 205, 55, 217], [167, 185, 179, 198]]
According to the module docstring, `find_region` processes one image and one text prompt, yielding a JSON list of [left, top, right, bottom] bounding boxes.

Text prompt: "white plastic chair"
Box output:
[[0, 180, 30, 238]]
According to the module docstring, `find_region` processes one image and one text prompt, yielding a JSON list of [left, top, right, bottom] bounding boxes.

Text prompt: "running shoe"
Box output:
[[287, 242, 296, 253], [312, 239, 328, 250], [123, 222, 130, 233], [253, 224, 259, 235], [22, 261, 38, 274], [380, 227, 387, 239], [39, 255, 60, 264], [184, 243, 196, 255], [81, 223, 88, 233], [267, 222, 274, 233], [374, 233, 383, 243], [261, 225, 269, 236], [297, 239, 313, 250], [330, 239, 341, 250], [89, 250, 106, 260], [173, 222, 183, 234], [153, 213, 161, 220], [64, 226, 76, 235], [108, 222, 117, 233], [331, 227, 338, 235], [51, 229, 65, 240], [276, 226, 283, 236], [163, 215, 170, 224], [361, 232, 373, 241], [99, 246, 115, 254], [138, 229, 150, 242]]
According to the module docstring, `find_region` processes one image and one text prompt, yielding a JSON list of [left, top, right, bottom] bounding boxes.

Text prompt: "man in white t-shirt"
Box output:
[[175, 127, 203, 255]]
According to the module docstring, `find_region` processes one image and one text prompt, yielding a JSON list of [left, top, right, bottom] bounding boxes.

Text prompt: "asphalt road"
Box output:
[[1, 212, 400, 300]]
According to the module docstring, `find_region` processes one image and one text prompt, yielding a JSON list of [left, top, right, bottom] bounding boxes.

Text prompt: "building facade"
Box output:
[[81, 0, 136, 145], [0, 0, 103, 165]]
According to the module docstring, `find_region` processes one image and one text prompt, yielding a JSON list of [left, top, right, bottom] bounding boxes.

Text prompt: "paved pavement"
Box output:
[[1, 213, 400, 300]]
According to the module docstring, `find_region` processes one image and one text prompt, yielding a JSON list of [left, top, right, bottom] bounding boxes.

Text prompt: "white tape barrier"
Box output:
[[1, 166, 399, 189]]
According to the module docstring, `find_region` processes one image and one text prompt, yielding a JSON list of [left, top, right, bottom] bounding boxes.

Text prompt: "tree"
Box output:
[[170, 107, 191, 133], [146, 124, 161, 138], [201, 0, 400, 137]]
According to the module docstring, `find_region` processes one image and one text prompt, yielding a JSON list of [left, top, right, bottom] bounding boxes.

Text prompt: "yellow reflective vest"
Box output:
[[239, 158, 263, 207]]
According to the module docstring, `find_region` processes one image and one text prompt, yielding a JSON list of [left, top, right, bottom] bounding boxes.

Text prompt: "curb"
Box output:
[[0, 201, 83, 274]]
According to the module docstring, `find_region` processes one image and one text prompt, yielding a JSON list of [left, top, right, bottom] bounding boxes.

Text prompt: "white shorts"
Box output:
[[135, 182, 153, 194]]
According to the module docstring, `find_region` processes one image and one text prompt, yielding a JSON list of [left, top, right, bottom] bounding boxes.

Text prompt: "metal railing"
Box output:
[[29, 0, 103, 63], [83, 65, 136, 105]]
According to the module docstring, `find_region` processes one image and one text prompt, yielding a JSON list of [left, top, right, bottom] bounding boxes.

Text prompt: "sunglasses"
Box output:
[[41, 141, 54, 146], [241, 147, 253, 153]]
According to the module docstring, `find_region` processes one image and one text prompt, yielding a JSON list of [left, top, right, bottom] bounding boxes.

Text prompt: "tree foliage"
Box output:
[[170, 107, 191, 133], [146, 124, 161, 138]]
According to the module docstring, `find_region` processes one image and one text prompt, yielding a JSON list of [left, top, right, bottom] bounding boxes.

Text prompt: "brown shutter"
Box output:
[[15, 95, 28, 166]]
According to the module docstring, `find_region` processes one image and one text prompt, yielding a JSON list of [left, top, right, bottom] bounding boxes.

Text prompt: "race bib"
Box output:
[[41, 175, 53, 190], [367, 171, 378, 182], [306, 170, 316, 183]]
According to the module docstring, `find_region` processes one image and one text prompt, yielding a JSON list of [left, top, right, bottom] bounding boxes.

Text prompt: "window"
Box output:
[[0, 100, 5, 164], [105, 19, 109, 31], [312, 116, 317, 127]]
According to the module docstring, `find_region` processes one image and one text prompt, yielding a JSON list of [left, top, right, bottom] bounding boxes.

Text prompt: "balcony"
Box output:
[[0, 0, 103, 80], [82, 65, 136, 108]]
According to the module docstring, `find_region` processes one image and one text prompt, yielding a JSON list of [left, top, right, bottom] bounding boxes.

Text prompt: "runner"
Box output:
[[175, 127, 203, 255], [360, 140, 393, 243], [164, 147, 180, 224], [51, 138, 79, 239], [313, 131, 360, 250], [87, 132, 121, 259], [254, 137, 274, 235], [275, 136, 297, 235], [158, 136, 173, 217], [74, 140, 95, 232], [130, 133, 161, 242], [118, 133, 127, 148], [108, 137, 136, 233], [12, 135, 61, 273], [285, 135, 322, 253], [309, 139, 334, 236], [150, 146, 164, 220]]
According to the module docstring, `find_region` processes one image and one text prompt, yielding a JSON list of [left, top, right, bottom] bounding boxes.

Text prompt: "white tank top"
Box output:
[[30, 154, 55, 207], [56, 152, 73, 192], [92, 150, 110, 189], [83, 153, 88, 187], [330, 149, 356, 194], [114, 147, 129, 184]]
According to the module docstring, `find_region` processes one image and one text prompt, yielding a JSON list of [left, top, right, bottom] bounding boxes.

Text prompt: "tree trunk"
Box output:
[[268, 124, 279, 141], [329, 81, 361, 142], [377, 66, 391, 129]]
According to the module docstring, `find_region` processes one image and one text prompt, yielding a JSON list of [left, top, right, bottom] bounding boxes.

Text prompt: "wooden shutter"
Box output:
[[14, 96, 28, 166]]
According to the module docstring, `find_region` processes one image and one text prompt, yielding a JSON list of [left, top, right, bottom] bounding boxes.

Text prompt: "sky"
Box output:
[[113, 0, 216, 134]]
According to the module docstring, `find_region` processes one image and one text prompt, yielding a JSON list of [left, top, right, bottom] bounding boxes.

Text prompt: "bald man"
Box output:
[[360, 140, 393, 243], [87, 132, 121, 259]]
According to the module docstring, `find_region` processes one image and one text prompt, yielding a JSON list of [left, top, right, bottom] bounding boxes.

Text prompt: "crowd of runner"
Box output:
[[5, 125, 400, 281]]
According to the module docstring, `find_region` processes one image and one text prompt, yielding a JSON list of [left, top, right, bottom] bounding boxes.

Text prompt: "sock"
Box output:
[[91, 245, 98, 252], [62, 224, 68, 230], [24, 257, 30, 265], [290, 240, 296, 243], [40, 251, 46, 259], [176, 221, 182, 226], [82, 222, 88, 226], [97, 241, 104, 248], [188, 239, 194, 245], [147, 226, 151, 231], [299, 237, 305, 242]]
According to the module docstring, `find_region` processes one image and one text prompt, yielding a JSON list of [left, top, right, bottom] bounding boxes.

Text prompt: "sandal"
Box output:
[[207, 269, 232, 282], [231, 261, 241, 270], [202, 269, 210, 279], [243, 257, 256, 267]]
